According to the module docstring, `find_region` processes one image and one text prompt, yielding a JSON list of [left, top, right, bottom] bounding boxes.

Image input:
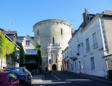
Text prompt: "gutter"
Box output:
[[4, 34, 20, 49]]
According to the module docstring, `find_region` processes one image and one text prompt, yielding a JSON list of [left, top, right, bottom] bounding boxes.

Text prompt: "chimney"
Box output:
[[83, 8, 89, 26]]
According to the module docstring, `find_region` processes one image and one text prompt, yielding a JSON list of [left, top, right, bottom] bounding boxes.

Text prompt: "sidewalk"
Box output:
[[80, 74, 112, 84], [52, 71, 112, 84], [63, 71, 112, 84]]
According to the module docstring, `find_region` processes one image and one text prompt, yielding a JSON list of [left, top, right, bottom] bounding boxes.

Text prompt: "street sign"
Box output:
[[49, 59, 52, 64]]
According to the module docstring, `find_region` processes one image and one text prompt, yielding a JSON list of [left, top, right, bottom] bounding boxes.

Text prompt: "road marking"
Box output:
[[51, 73, 61, 80], [40, 85, 45, 86]]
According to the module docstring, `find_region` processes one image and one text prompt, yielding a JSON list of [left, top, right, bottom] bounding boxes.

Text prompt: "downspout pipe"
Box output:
[[99, 15, 109, 78]]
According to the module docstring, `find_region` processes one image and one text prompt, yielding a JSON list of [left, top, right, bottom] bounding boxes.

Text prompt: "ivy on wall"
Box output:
[[0, 31, 17, 63], [36, 45, 42, 67], [19, 44, 25, 66]]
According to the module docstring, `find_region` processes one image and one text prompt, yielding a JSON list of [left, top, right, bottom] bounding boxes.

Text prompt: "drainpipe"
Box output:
[[99, 16, 108, 78], [99, 16, 107, 54]]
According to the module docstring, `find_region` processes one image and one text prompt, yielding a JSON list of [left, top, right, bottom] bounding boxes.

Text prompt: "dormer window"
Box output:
[[87, 16, 93, 24], [26, 40, 30, 46]]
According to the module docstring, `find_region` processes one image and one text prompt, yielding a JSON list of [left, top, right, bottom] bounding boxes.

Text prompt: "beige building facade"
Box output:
[[21, 35, 36, 54]]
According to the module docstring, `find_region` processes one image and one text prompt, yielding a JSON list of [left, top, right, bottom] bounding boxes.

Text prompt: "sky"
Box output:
[[0, 0, 112, 36]]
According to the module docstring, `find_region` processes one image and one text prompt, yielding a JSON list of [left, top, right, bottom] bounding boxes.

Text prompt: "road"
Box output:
[[32, 71, 112, 86]]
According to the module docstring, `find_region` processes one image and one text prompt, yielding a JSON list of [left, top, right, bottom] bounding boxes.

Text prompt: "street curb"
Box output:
[[53, 71, 112, 84], [80, 74, 112, 84]]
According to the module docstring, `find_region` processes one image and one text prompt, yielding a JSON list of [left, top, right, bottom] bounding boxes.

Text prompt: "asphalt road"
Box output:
[[32, 71, 112, 86]]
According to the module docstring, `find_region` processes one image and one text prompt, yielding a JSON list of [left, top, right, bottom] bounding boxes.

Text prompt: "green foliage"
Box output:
[[0, 31, 17, 65], [36, 45, 42, 57], [36, 45, 42, 67], [19, 44, 25, 66]]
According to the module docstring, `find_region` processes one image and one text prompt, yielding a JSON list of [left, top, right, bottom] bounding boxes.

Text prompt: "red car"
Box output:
[[0, 71, 20, 86]]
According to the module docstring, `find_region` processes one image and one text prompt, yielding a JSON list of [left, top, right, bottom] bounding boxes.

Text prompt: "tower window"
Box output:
[[61, 28, 63, 35], [53, 37, 55, 44], [37, 29, 39, 35]]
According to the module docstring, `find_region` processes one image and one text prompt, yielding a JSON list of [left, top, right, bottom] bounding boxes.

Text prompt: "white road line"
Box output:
[[40, 85, 43, 86], [51, 73, 61, 80], [40, 84, 45, 86]]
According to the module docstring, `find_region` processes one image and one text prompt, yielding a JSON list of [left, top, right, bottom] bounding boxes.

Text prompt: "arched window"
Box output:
[[61, 28, 63, 35]]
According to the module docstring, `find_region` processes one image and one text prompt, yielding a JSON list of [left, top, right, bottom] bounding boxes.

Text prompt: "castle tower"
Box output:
[[33, 19, 73, 71]]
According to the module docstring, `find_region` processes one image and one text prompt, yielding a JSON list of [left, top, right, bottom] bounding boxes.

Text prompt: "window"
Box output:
[[86, 38, 90, 52], [61, 28, 63, 35], [26, 40, 30, 46], [92, 32, 98, 49], [77, 44, 80, 55], [74, 61, 77, 72], [87, 16, 93, 24], [52, 37, 55, 44], [37, 29, 39, 35], [91, 57, 95, 71], [26, 49, 37, 54], [71, 64, 73, 71], [56, 58, 57, 63]]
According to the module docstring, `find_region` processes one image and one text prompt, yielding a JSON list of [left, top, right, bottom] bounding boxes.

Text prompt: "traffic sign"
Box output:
[[49, 59, 52, 64]]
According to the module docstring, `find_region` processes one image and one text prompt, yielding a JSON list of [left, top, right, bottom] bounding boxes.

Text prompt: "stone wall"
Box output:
[[33, 19, 73, 69]]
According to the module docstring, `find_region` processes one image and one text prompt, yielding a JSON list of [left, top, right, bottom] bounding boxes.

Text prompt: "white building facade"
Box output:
[[63, 10, 112, 78]]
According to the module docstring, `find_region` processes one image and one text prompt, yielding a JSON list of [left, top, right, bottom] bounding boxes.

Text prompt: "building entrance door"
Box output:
[[52, 64, 57, 71]]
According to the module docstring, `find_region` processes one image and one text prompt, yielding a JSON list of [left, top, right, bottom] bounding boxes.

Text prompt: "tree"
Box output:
[[19, 44, 25, 66], [36, 45, 42, 68]]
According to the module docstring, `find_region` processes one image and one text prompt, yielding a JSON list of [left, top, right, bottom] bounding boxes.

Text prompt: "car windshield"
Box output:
[[14, 68, 23, 72], [4, 67, 32, 77]]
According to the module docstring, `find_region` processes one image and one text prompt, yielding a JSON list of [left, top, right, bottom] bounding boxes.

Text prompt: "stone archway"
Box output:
[[52, 64, 57, 71]]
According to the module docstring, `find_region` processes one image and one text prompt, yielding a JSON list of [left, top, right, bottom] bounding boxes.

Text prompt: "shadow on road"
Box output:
[[32, 71, 112, 86]]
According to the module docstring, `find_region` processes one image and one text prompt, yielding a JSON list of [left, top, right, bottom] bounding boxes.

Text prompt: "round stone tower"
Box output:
[[33, 19, 73, 71]]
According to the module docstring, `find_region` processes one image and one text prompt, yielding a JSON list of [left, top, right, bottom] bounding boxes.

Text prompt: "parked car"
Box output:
[[0, 71, 20, 86], [5, 67, 32, 86]]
